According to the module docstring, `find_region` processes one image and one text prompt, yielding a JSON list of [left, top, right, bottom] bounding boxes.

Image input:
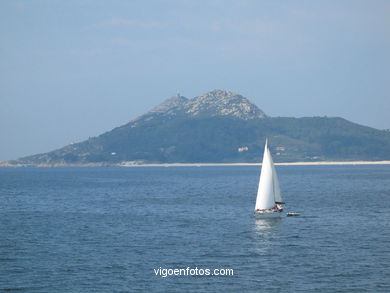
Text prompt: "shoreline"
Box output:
[[1, 161, 390, 167], [120, 161, 390, 167]]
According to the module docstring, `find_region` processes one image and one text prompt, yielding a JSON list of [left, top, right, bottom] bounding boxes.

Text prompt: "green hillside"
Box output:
[[10, 116, 390, 165], [4, 90, 390, 166]]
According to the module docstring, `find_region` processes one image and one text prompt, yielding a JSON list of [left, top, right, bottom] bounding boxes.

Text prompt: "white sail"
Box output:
[[269, 148, 283, 203], [255, 140, 275, 210]]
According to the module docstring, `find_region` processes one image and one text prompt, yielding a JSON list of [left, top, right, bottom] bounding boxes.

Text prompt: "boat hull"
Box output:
[[254, 211, 283, 218]]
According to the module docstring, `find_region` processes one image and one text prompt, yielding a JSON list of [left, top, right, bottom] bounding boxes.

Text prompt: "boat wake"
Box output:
[[286, 212, 300, 217]]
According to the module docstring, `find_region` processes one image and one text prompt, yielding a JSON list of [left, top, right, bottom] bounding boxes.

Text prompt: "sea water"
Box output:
[[0, 165, 389, 292]]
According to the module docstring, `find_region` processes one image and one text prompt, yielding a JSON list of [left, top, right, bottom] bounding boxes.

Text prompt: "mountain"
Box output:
[[3, 89, 390, 166]]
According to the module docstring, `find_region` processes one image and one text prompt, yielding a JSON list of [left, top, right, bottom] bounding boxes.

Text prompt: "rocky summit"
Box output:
[[132, 90, 265, 124], [3, 89, 390, 166], [184, 90, 266, 120]]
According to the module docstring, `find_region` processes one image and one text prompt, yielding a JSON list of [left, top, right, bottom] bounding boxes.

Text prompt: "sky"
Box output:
[[0, 0, 389, 161]]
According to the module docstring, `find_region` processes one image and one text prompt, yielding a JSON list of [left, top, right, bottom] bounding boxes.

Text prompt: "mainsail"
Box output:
[[255, 140, 283, 210], [270, 149, 283, 204]]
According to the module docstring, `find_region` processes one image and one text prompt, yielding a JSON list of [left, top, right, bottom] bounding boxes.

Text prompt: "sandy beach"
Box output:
[[1, 161, 390, 167], [119, 161, 390, 167]]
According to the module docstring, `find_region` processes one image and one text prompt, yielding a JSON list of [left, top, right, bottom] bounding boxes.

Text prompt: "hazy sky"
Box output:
[[1, 0, 389, 161]]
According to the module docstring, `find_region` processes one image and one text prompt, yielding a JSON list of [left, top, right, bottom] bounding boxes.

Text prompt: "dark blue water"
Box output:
[[0, 165, 389, 292]]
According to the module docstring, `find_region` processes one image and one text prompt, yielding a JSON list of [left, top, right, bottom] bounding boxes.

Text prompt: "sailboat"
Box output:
[[254, 139, 285, 217]]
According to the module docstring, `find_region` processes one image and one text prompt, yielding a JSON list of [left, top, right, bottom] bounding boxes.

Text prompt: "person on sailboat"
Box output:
[[255, 204, 282, 213]]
